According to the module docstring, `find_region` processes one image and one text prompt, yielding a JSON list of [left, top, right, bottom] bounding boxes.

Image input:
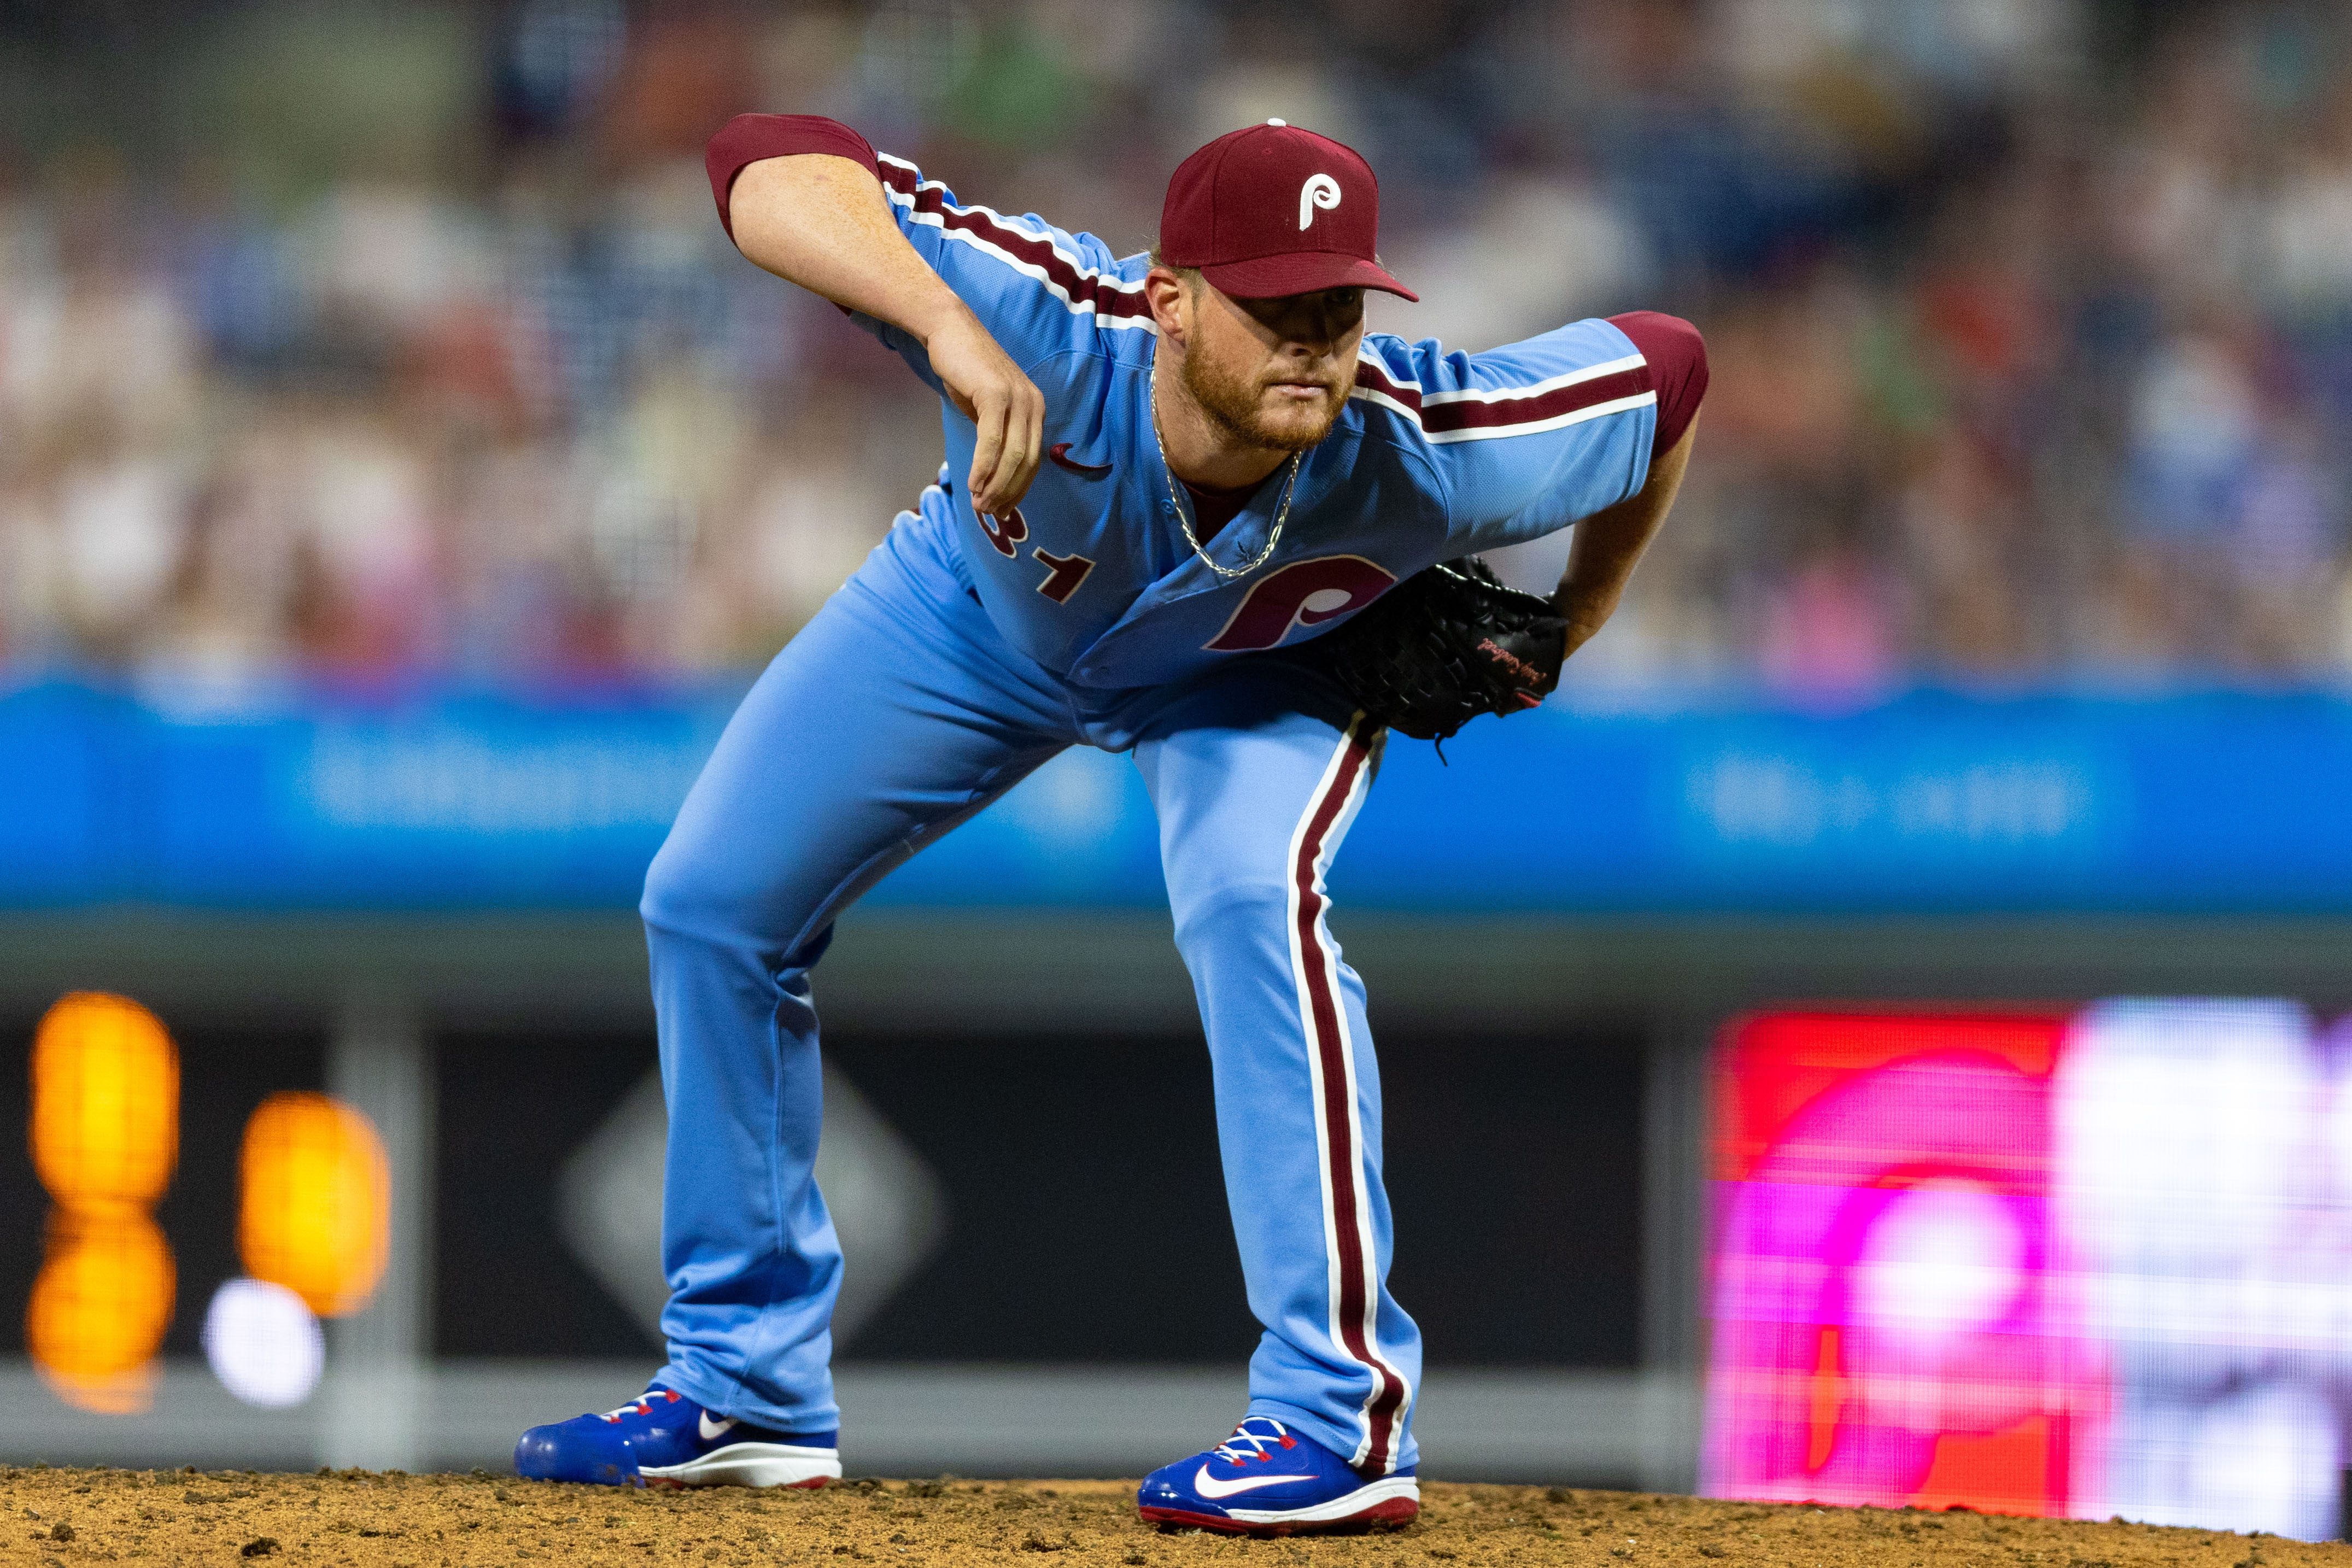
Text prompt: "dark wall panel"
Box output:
[[832, 1023, 1645, 1367], [1379, 1025, 1645, 1366], [434, 1027, 660, 1358], [829, 1029, 1259, 1364]]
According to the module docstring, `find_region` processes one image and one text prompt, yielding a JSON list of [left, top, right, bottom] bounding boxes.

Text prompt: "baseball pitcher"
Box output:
[[514, 112, 1706, 1534]]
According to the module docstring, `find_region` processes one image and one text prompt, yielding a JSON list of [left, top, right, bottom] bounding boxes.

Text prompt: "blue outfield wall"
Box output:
[[1, 678, 2348, 914]]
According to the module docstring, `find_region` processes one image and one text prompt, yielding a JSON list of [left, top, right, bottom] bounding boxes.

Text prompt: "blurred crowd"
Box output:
[[4, 0, 2352, 695]]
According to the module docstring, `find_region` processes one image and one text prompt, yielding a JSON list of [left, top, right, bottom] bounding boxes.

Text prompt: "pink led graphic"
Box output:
[[1703, 1002, 2343, 1537], [1704, 1012, 2097, 1517]]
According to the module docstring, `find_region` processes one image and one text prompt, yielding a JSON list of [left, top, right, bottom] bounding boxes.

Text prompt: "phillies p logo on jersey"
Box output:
[[1204, 555, 1396, 651]]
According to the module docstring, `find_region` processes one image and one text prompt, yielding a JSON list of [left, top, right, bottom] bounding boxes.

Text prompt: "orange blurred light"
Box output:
[[30, 992, 179, 1207], [26, 1210, 175, 1413], [238, 1092, 390, 1318], [25, 992, 180, 1413]]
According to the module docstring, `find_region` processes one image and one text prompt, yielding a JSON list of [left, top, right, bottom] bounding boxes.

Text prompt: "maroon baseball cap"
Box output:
[[1158, 120, 1417, 302]]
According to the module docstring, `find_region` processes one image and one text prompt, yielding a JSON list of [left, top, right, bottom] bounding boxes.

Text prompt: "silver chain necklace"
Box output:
[[1150, 375, 1300, 581]]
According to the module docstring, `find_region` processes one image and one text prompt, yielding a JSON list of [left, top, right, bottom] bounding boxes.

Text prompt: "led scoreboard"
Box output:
[[1705, 1002, 2350, 1538]]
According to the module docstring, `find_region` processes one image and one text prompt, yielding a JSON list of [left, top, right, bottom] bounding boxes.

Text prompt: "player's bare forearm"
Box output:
[[1553, 414, 1696, 658], [727, 153, 1043, 516]]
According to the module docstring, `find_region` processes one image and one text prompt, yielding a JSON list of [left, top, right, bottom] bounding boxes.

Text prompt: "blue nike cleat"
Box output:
[[1136, 1417, 1419, 1535], [513, 1385, 841, 1489]]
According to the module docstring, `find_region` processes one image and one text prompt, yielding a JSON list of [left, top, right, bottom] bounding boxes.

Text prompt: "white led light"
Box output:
[[1854, 1179, 2025, 1338], [203, 1278, 324, 1409]]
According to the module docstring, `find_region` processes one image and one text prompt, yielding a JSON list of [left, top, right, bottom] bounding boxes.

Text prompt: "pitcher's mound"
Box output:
[[3, 1466, 2335, 1566]]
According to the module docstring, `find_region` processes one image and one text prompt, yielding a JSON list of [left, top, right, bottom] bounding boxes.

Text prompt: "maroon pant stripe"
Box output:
[[1291, 719, 1406, 1472]]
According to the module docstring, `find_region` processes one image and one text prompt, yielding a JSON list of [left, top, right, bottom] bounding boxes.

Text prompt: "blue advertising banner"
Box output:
[[2, 680, 2347, 913]]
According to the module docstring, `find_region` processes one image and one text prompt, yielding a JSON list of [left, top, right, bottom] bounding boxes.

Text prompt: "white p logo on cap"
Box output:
[[1298, 173, 1341, 232]]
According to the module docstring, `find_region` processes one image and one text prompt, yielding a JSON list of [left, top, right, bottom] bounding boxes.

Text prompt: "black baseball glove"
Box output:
[[1301, 556, 1569, 745]]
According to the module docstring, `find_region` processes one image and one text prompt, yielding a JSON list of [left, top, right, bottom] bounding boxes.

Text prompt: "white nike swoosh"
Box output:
[[1192, 1465, 1305, 1500], [699, 1413, 738, 1441]]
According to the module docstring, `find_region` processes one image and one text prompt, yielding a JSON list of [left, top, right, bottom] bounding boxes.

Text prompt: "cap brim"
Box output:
[[1197, 251, 1418, 302]]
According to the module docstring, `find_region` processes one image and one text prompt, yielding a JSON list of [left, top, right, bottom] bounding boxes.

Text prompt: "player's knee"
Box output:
[[640, 830, 833, 963], [637, 834, 699, 931], [638, 830, 754, 942], [1167, 873, 1295, 958]]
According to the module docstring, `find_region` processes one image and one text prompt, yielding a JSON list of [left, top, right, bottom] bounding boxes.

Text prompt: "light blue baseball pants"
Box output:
[[638, 506, 1419, 1474]]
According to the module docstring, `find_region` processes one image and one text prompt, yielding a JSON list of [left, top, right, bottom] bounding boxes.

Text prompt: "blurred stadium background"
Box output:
[[7, 0, 2352, 1540]]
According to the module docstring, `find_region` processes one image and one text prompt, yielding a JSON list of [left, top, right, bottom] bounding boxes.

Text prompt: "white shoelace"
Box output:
[[1211, 1418, 1291, 1464], [599, 1390, 678, 1423]]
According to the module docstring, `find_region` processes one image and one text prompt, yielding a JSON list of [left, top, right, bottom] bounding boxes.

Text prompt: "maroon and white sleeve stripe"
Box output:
[[1351, 312, 1706, 454], [705, 118, 1152, 331], [1351, 354, 1651, 445], [871, 153, 1154, 330]]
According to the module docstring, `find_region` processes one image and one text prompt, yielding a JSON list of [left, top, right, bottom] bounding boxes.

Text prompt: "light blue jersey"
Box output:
[[857, 152, 1662, 687]]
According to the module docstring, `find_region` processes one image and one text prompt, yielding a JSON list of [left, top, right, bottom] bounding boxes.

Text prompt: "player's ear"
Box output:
[[1144, 265, 1193, 344]]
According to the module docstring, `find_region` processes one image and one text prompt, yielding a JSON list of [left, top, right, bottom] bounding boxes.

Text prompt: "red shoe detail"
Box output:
[[1138, 1496, 1417, 1538]]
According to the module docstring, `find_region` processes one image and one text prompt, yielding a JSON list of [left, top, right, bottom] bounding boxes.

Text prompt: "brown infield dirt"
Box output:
[[1, 1468, 2342, 1568]]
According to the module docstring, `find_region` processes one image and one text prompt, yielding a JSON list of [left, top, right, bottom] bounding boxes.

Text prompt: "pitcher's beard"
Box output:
[[1180, 348, 1350, 453]]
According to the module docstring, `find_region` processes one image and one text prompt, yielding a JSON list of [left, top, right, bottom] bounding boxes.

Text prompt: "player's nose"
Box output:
[[1301, 296, 1360, 345], [1271, 334, 1342, 371]]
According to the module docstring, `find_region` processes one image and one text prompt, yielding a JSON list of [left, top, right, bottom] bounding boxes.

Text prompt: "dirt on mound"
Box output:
[[1, 1466, 2340, 1568]]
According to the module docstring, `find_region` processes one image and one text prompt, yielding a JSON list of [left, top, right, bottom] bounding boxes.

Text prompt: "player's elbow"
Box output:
[[1606, 310, 1708, 461]]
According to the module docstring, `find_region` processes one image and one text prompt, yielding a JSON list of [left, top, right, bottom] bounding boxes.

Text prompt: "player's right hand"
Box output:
[[927, 311, 1045, 520]]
